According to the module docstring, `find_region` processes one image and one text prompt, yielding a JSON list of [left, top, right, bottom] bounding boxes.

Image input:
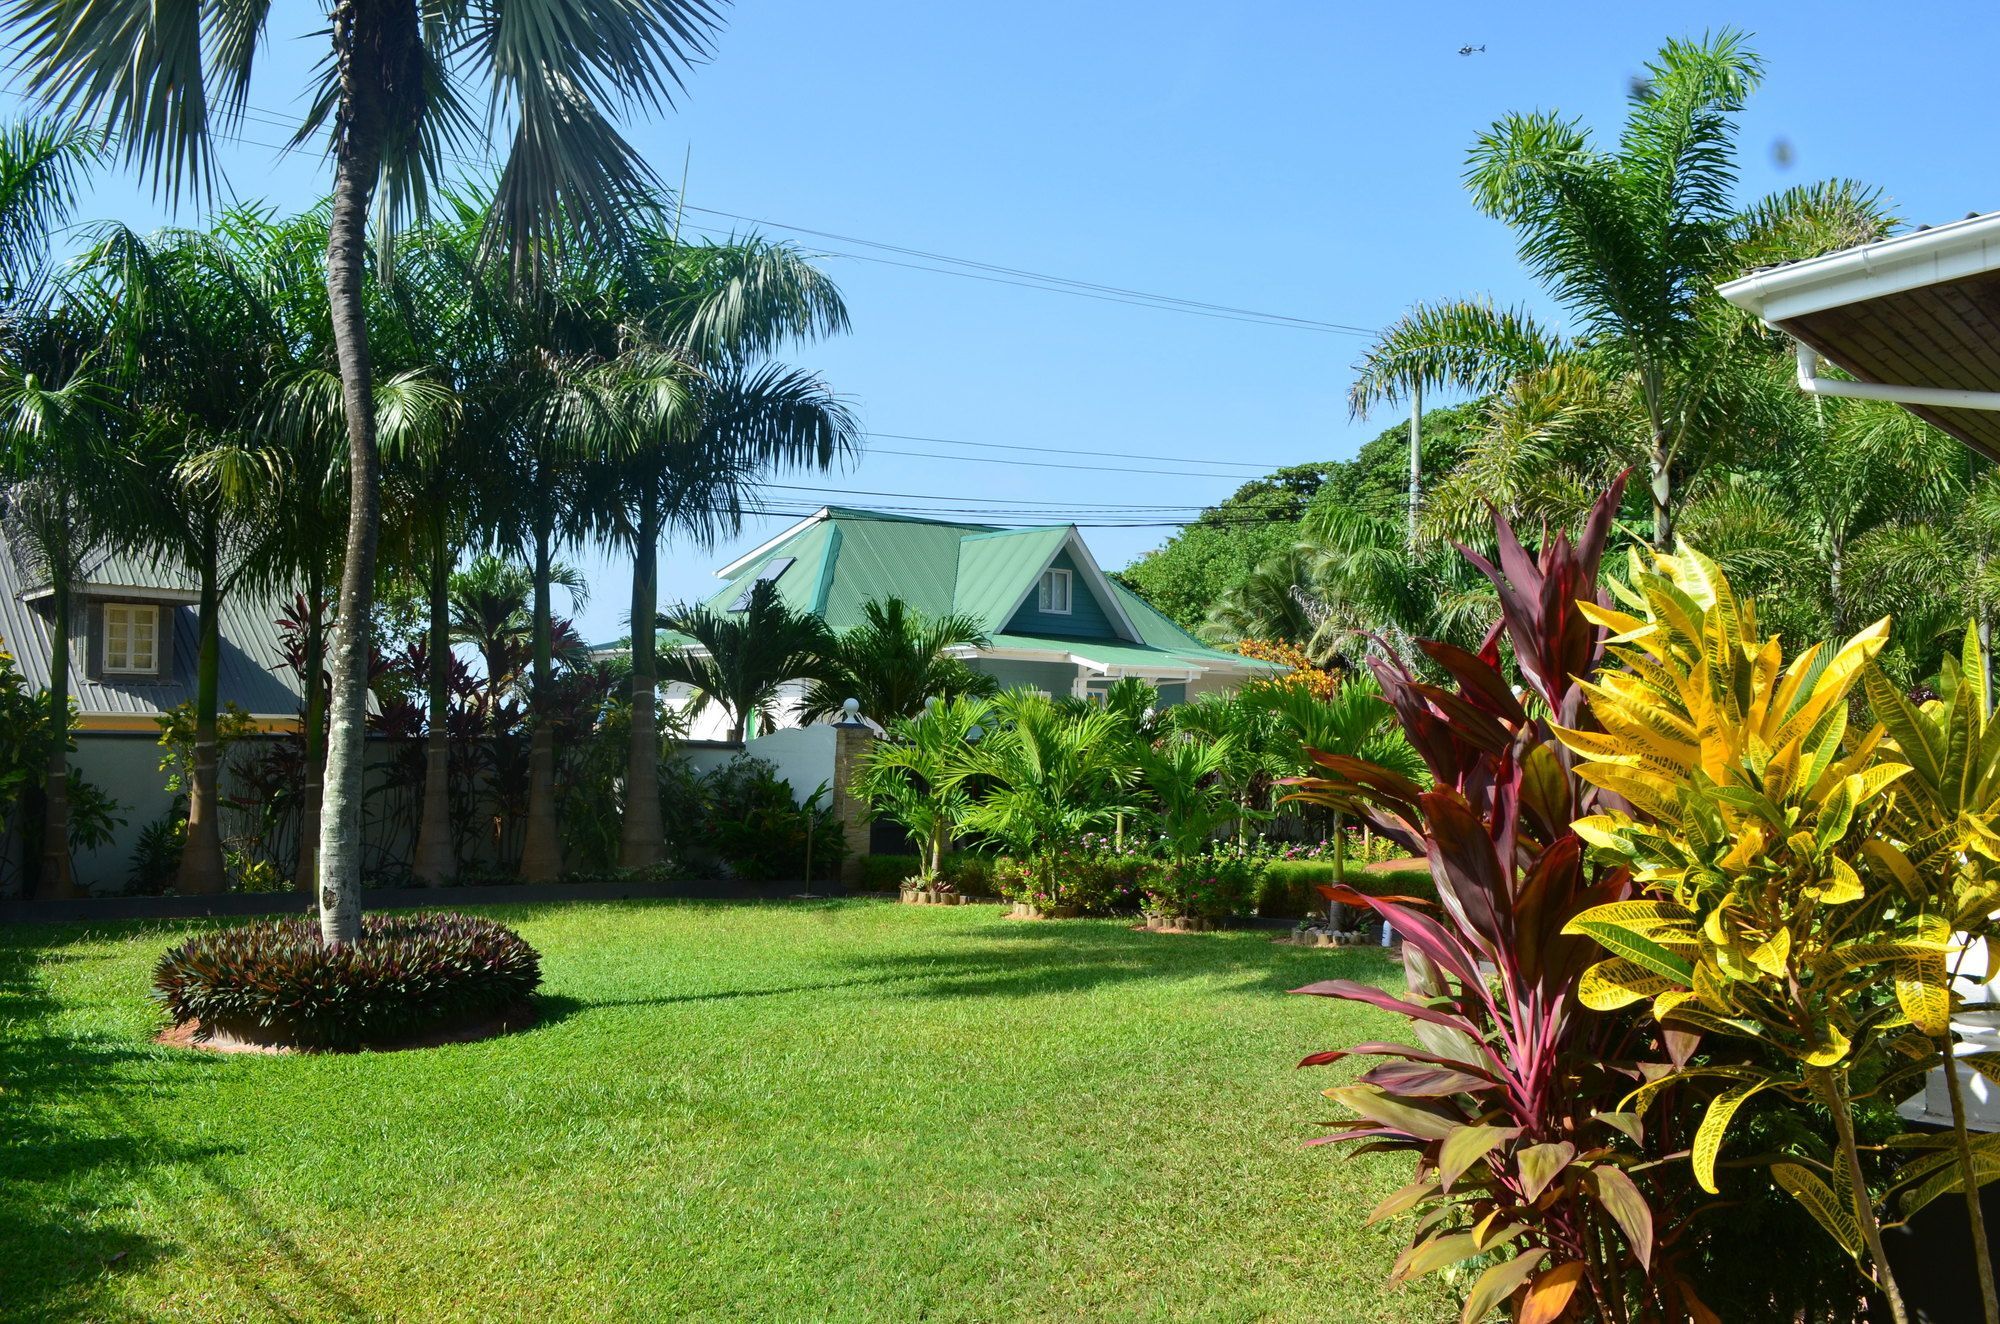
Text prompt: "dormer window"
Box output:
[[1038, 568, 1072, 615], [104, 603, 160, 674]]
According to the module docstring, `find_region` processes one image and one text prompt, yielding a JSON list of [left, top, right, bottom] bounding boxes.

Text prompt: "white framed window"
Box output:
[[1038, 568, 1072, 615], [104, 603, 160, 675]]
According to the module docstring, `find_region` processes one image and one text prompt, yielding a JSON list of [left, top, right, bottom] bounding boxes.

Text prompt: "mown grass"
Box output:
[[1, 899, 1447, 1322]]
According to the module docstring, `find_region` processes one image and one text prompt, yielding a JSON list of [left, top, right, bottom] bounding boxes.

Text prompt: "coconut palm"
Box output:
[[656, 578, 833, 743], [0, 312, 124, 896], [12, 0, 726, 939], [1348, 31, 1893, 549], [797, 597, 995, 728]]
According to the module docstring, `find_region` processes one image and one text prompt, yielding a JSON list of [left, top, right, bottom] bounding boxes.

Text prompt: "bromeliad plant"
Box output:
[[1553, 544, 1945, 1324], [1281, 478, 1713, 1322]]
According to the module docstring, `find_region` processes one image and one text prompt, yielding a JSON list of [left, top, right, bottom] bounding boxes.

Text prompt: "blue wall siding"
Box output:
[[972, 657, 1079, 696], [1005, 548, 1118, 638]]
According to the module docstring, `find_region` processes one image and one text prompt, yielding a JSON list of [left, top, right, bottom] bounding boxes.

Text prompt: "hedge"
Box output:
[[1254, 859, 1439, 919]]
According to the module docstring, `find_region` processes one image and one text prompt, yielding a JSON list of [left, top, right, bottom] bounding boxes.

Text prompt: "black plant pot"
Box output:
[[1880, 1138, 2000, 1324]]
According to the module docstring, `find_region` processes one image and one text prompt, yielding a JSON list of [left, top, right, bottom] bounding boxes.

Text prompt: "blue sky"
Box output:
[[14, 3, 2000, 645]]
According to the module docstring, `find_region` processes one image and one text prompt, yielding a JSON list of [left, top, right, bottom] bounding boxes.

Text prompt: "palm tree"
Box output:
[[797, 597, 996, 728], [0, 313, 123, 897], [1198, 545, 1324, 656], [851, 693, 992, 884], [1348, 31, 1892, 549], [82, 223, 296, 893], [0, 116, 99, 304], [960, 690, 1137, 906], [607, 352, 857, 868], [656, 579, 834, 743], [13, 0, 726, 940]]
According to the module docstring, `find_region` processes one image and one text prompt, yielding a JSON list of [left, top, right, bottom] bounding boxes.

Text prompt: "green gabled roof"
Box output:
[[602, 507, 1274, 674], [951, 527, 1068, 630]]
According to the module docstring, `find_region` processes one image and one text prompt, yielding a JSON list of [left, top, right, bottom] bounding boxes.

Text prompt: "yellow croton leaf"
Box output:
[[1819, 856, 1866, 906]]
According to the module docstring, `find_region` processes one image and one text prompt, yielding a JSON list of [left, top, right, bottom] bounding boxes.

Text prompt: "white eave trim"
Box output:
[[1718, 210, 2000, 324], [714, 507, 830, 579], [21, 582, 201, 606]]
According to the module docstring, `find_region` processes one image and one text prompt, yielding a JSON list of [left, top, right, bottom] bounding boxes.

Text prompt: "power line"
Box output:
[[52, 94, 1380, 341], [672, 201, 1376, 335], [861, 430, 1281, 471]]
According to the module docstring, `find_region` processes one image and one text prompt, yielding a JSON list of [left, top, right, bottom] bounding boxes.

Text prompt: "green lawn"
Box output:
[[2, 899, 1446, 1322]]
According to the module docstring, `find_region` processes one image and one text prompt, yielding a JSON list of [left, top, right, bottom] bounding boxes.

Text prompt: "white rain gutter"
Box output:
[[1793, 341, 2000, 412]]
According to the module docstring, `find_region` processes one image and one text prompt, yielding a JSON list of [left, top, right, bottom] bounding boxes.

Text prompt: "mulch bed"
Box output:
[[155, 1001, 539, 1056]]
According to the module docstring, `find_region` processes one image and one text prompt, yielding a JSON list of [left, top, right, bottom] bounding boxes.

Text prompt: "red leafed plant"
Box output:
[[1282, 477, 1714, 1323]]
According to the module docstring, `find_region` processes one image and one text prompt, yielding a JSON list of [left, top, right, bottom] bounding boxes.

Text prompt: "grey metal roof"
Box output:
[[0, 533, 301, 719]]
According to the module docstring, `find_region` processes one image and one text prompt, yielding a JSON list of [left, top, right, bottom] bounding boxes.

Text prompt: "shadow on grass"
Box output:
[[0, 932, 377, 1322], [544, 914, 1398, 1021], [832, 920, 1398, 1002]]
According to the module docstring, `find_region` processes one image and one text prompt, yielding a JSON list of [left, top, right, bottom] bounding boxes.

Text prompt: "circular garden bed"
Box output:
[[153, 912, 543, 1053]]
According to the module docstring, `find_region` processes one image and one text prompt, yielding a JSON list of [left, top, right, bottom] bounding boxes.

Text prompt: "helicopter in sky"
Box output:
[[1458, 44, 1485, 55]]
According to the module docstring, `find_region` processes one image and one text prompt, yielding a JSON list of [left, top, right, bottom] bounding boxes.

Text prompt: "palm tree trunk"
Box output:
[[1650, 431, 1673, 550], [38, 571, 78, 898], [519, 522, 563, 880], [1406, 385, 1422, 552], [178, 548, 227, 894], [294, 565, 326, 891], [411, 523, 455, 884], [317, 0, 392, 943], [619, 488, 663, 869]]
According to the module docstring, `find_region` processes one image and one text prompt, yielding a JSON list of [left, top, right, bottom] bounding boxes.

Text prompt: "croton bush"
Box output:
[[154, 912, 543, 1052]]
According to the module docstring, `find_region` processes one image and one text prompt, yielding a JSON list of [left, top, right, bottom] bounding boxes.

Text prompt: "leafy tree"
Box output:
[[12, 0, 726, 939], [1116, 463, 1330, 633], [798, 597, 996, 727], [656, 579, 834, 743]]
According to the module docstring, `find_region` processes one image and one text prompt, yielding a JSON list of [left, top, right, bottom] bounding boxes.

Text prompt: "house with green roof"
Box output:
[[635, 507, 1273, 736]]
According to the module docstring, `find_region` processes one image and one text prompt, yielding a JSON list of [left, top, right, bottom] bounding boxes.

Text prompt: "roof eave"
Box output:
[[1718, 211, 2000, 324]]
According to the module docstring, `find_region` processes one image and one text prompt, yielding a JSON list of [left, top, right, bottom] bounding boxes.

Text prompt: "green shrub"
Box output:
[[152, 912, 542, 1051], [995, 851, 1145, 914], [859, 854, 920, 891], [1143, 853, 1256, 920], [1253, 857, 1437, 918]]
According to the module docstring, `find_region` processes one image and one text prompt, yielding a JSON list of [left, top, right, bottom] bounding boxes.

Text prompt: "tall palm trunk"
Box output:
[[619, 486, 663, 868], [519, 521, 563, 880], [178, 545, 227, 893], [38, 570, 78, 897], [411, 522, 455, 883], [317, 0, 397, 943], [1650, 430, 1673, 550], [294, 563, 326, 890]]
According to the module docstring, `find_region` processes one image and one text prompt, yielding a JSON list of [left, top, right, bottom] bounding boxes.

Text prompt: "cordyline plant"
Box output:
[[1554, 544, 1980, 1324], [1281, 477, 1716, 1323]]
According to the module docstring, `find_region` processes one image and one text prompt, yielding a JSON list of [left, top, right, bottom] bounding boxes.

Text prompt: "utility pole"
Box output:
[[1407, 384, 1423, 551]]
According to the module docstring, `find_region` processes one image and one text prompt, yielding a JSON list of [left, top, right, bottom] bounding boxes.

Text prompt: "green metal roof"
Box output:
[[601, 507, 1274, 674], [951, 528, 1067, 629]]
